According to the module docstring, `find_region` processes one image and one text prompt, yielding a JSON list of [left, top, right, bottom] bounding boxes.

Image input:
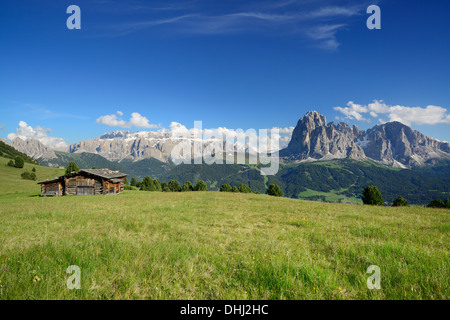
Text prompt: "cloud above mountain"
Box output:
[[334, 100, 450, 126], [96, 111, 160, 129], [7, 121, 68, 149]]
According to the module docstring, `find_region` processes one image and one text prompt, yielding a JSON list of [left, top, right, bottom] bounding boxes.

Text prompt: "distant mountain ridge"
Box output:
[[2, 139, 450, 205], [5, 111, 450, 168], [9, 138, 57, 161], [280, 111, 450, 167], [0, 140, 38, 165]]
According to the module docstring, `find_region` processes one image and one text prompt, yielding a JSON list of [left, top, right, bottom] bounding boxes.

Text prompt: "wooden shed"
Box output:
[[38, 169, 127, 197]]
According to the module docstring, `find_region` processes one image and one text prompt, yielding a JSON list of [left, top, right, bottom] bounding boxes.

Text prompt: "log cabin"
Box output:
[[38, 169, 127, 197]]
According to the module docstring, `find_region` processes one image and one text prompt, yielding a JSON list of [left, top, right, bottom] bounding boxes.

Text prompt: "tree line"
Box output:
[[362, 185, 450, 209], [129, 176, 208, 192], [128, 176, 283, 197]]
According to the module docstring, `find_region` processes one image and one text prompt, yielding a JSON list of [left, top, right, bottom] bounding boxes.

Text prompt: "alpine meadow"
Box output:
[[0, 156, 448, 299], [1, 0, 450, 305]]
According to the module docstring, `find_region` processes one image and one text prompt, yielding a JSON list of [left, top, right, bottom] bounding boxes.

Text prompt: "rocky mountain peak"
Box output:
[[302, 111, 327, 128], [281, 111, 450, 167]]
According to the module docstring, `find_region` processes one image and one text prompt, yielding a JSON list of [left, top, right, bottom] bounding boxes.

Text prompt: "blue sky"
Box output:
[[1, 0, 449, 147]]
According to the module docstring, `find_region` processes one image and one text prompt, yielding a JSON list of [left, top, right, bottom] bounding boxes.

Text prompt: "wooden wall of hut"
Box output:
[[41, 182, 62, 197], [40, 174, 125, 196]]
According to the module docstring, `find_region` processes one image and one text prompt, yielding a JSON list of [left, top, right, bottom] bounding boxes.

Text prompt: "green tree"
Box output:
[[130, 177, 138, 187], [392, 197, 409, 207], [427, 199, 444, 208], [21, 171, 37, 181], [161, 182, 169, 192], [168, 180, 182, 192], [182, 181, 194, 192], [65, 161, 79, 174], [7, 160, 15, 167], [123, 178, 128, 185], [220, 184, 232, 192], [140, 176, 156, 191], [231, 186, 239, 193], [154, 180, 162, 192], [31, 167, 36, 173], [238, 184, 252, 193], [362, 186, 383, 205], [14, 156, 24, 169], [194, 180, 208, 191], [267, 184, 283, 197], [444, 199, 450, 209]]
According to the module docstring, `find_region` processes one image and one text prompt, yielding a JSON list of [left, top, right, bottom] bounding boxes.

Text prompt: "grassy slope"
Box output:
[[0, 156, 65, 196], [0, 157, 448, 300]]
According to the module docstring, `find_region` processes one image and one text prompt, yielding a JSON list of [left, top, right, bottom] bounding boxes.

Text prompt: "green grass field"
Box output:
[[0, 156, 448, 299]]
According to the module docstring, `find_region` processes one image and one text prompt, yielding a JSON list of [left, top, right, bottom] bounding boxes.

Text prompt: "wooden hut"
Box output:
[[38, 169, 127, 197]]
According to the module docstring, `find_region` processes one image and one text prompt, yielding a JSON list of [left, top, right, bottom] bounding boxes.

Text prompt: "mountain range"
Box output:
[[3, 111, 450, 205], [7, 111, 450, 168]]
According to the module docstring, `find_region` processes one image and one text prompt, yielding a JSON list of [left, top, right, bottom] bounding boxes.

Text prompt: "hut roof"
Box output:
[[37, 177, 63, 184], [38, 169, 127, 184], [79, 169, 127, 179]]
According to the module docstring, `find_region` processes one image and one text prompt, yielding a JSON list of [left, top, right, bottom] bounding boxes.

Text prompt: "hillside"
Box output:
[[35, 149, 450, 205], [0, 141, 39, 165], [0, 156, 64, 195], [0, 185, 448, 299], [276, 159, 450, 205]]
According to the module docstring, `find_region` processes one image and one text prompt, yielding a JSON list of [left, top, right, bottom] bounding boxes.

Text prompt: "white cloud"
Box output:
[[129, 112, 159, 128], [334, 100, 450, 126], [7, 121, 68, 149], [96, 111, 159, 129], [96, 112, 130, 127], [304, 24, 347, 50], [164, 123, 293, 152], [334, 101, 369, 121]]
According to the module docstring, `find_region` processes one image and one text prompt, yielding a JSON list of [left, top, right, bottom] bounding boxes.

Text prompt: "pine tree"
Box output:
[[392, 197, 408, 207], [427, 199, 444, 208], [238, 184, 252, 193], [161, 182, 169, 192], [168, 180, 182, 192], [362, 186, 383, 205], [267, 184, 283, 197], [14, 156, 24, 169], [140, 176, 157, 191], [182, 181, 194, 192], [220, 184, 232, 192], [444, 199, 450, 209], [194, 180, 208, 191], [65, 161, 79, 174]]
